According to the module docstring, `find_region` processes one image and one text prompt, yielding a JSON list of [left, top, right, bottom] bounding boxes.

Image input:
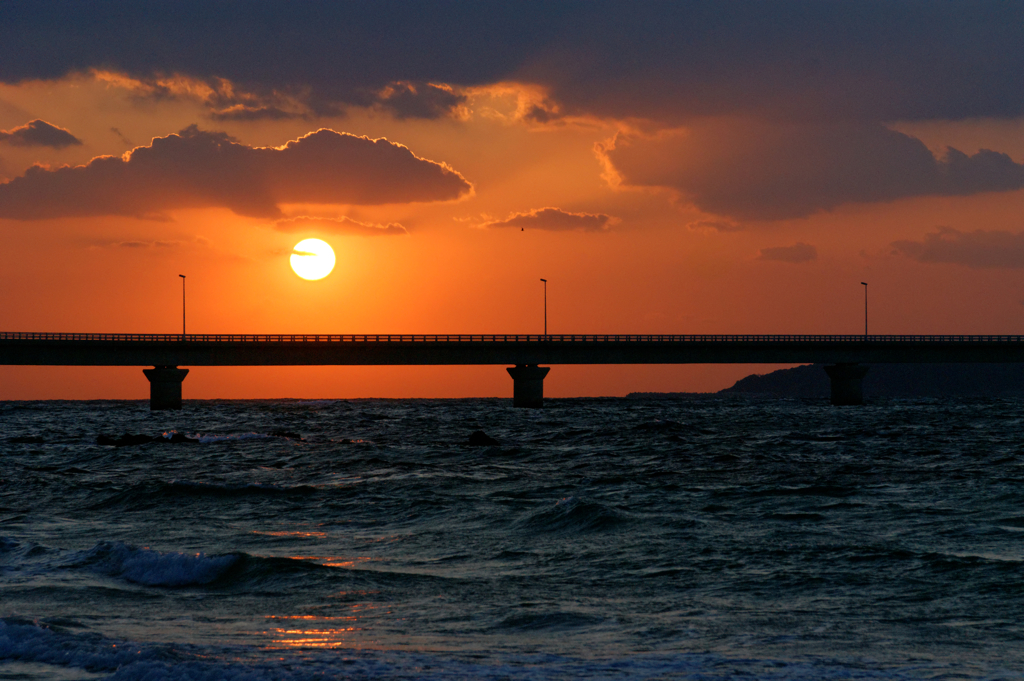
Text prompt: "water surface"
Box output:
[[2, 396, 1023, 679]]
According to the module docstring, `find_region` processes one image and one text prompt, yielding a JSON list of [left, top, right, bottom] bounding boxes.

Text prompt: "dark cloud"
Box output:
[[0, 119, 81, 148], [0, 2, 1021, 124], [275, 215, 408, 236], [603, 120, 1024, 221], [523, 102, 562, 124], [0, 125, 472, 220], [757, 242, 817, 263], [482, 207, 613, 232], [892, 227, 1024, 269], [375, 82, 466, 120]]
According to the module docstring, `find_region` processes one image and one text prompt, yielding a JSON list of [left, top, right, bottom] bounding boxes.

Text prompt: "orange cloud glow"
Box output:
[[0, 126, 472, 220], [275, 216, 408, 236], [0, 119, 82, 148], [481, 207, 613, 232]]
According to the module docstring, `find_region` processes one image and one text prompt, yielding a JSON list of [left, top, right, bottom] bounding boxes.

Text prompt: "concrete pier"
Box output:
[[143, 366, 189, 410], [506, 364, 550, 408], [824, 364, 869, 406]]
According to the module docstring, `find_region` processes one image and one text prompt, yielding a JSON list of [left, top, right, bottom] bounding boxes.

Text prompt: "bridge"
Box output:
[[4, 332, 1024, 409]]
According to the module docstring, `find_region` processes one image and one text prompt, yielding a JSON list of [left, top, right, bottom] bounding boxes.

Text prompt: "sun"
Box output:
[[290, 239, 336, 280]]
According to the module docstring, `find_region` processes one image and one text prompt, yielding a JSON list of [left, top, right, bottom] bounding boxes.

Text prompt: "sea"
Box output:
[[2, 396, 1023, 680]]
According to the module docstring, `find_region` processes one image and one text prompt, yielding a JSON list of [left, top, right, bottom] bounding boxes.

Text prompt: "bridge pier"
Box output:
[[507, 365, 550, 408], [824, 364, 869, 406], [143, 366, 189, 410]]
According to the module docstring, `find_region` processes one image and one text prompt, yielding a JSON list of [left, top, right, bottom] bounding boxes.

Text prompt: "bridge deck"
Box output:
[[4, 333, 1024, 366]]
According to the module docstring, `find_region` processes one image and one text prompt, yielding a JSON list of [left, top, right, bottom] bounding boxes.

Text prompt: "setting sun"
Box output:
[[289, 238, 336, 280]]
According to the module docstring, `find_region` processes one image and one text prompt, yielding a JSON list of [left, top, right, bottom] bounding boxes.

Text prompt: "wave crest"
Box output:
[[72, 541, 240, 587], [521, 496, 628, 533]]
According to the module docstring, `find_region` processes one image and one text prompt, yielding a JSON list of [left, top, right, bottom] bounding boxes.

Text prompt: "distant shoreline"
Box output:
[[629, 363, 1024, 399]]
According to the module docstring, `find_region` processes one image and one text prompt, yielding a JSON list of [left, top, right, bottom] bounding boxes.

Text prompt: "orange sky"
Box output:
[[2, 5, 1024, 399]]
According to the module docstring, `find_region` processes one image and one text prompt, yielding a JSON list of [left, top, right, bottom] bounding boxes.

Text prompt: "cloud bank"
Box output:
[[0, 126, 472, 220], [603, 120, 1024, 221], [1, 2, 1021, 124], [892, 227, 1024, 269], [482, 207, 613, 232], [0, 119, 81, 148], [2, 3, 1022, 222]]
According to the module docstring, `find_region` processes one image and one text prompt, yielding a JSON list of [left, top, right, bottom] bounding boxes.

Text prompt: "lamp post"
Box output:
[[540, 278, 547, 336], [179, 274, 186, 337], [861, 281, 867, 337]]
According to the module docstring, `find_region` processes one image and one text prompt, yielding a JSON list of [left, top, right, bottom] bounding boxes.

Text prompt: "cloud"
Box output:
[[209, 104, 302, 121], [482, 207, 613, 232], [1, 3, 1023, 124], [90, 70, 312, 122], [892, 227, 1024, 269], [757, 242, 817, 263], [275, 215, 408, 236], [0, 119, 81, 148], [4, 3, 1023, 223], [602, 120, 1024, 221], [0, 125, 472, 220], [374, 82, 467, 120]]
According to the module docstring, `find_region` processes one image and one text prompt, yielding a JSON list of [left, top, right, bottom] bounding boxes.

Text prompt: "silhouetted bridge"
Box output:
[[4, 332, 1024, 409]]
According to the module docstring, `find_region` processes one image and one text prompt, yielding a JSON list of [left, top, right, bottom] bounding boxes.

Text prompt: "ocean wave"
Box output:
[[163, 481, 318, 497], [767, 512, 826, 522], [740, 484, 858, 499], [0, 618, 979, 680], [520, 496, 628, 533], [0, 537, 60, 574], [4, 538, 380, 591], [68, 542, 240, 587], [194, 432, 277, 443], [495, 611, 604, 631], [95, 431, 305, 447], [88, 481, 320, 511], [0, 618, 170, 674]]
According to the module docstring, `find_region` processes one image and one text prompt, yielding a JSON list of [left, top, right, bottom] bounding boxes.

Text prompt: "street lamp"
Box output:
[[540, 278, 547, 336], [179, 274, 186, 337], [861, 282, 867, 337]]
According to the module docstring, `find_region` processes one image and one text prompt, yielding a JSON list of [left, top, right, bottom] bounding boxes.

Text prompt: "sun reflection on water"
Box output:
[[263, 601, 387, 650]]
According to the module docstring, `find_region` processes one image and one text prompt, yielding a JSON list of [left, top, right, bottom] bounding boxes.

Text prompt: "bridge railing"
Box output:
[[4, 332, 1024, 343]]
